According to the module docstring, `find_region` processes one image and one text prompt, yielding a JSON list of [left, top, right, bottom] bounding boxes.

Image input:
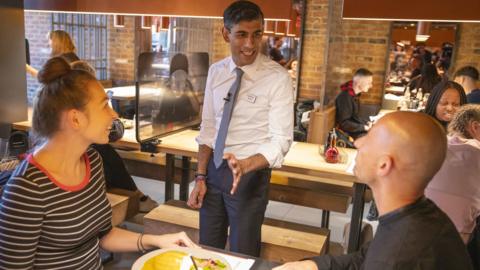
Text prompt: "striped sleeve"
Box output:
[[0, 175, 45, 269]]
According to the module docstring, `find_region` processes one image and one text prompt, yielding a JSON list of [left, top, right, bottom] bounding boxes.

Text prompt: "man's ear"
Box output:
[[469, 120, 480, 140], [222, 26, 230, 43], [377, 155, 393, 177]]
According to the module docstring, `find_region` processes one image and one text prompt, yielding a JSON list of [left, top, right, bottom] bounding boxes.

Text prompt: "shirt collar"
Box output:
[[378, 196, 428, 225], [228, 54, 262, 80]]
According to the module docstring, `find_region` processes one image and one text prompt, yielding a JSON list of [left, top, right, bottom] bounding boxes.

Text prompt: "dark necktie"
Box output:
[[213, 67, 244, 168]]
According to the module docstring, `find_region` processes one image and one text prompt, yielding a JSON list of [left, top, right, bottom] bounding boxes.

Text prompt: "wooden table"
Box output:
[[11, 122, 367, 253]]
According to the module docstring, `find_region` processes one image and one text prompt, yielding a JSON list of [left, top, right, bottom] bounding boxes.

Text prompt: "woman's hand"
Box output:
[[151, 232, 199, 249]]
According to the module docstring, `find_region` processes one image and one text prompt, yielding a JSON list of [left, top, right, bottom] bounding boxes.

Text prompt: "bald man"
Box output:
[[274, 112, 473, 270]]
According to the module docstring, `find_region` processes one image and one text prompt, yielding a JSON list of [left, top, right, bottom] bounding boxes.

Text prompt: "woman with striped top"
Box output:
[[0, 57, 197, 269]]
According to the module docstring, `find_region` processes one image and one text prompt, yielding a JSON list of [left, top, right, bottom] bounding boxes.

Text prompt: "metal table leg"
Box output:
[[321, 210, 330, 228], [164, 153, 175, 202], [347, 183, 367, 253], [180, 156, 191, 201]]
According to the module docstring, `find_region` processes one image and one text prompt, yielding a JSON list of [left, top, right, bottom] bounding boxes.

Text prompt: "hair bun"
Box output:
[[37, 57, 71, 84]]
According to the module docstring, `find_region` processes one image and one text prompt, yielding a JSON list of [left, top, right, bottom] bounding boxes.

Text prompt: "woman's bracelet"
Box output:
[[137, 233, 147, 253]]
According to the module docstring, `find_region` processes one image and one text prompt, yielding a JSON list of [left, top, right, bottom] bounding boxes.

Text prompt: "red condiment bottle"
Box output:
[[325, 130, 339, 163]]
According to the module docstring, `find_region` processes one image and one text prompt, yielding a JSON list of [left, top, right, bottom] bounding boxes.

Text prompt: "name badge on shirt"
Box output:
[[247, 94, 257, 103]]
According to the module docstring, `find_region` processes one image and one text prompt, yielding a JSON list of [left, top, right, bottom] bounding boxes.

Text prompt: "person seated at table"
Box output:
[[269, 37, 287, 66], [425, 104, 480, 243], [26, 30, 80, 78], [408, 63, 442, 94], [408, 54, 424, 80], [424, 80, 467, 130], [70, 60, 158, 213], [273, 111, 473, 270], [0, 57, 197, 269], [335, 68, 373, 139], [454, 66, 480, 104]]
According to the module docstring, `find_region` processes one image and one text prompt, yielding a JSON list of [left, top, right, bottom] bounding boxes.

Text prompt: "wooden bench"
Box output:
[[143, 200, 329, 263], [269, 170, 352, 228], [106, 192, 129, 227], [115, 149, 194, 183], [116, 149, 360, 228]]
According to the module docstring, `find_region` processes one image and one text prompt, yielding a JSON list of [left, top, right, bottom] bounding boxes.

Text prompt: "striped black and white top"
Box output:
[[0, 148, 112, 269]]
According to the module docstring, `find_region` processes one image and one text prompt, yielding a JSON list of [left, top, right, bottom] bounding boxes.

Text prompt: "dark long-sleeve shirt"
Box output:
[[312, 197, 473, 270], [467, 89, 480, 104], [335, 81, 366, 138]]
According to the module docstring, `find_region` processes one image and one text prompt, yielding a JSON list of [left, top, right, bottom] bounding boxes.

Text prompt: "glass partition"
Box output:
[[135, 52, 202, 143]]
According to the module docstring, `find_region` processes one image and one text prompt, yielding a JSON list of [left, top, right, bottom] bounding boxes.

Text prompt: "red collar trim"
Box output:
[[341, 80, 356, 97], [27, 153, 91, 192]]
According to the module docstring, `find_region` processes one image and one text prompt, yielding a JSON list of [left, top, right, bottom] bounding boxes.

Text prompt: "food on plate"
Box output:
[[140, 250, 227, 270], [189, 256, 227, 270], [141, 250, 186, 270]]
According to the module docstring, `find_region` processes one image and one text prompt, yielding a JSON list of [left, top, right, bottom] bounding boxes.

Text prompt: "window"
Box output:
[[52, 13, 108, 80]]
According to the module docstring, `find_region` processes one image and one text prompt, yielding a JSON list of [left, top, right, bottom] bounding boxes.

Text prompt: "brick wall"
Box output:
[[107, 16, 135, 85], [297, 0, 330, 101], [212, 19, 230, 63], [171, 17, 214, 63], [24, 12, 51, 104], [324, 5, 391, 106], [298, 0, 390, 106], [325, 20, 390, 104], [451, 23, 480, 75]]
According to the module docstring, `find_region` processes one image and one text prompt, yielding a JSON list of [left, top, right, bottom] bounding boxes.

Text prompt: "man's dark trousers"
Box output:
[[199, 159, 271, 257]]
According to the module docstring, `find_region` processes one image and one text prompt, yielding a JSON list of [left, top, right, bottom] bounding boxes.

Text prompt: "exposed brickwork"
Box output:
[[450, 23, 480, 75], [24, 12, 52, 104], [107, 16, 135, 85], [323, 0, 390, 106], [211, 19, 230, 63], [297, 0, 330, 101]]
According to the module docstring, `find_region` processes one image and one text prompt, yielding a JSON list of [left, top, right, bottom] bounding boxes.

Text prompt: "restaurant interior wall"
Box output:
[[0, 0, 28, 138], [391, 25, 456, 48], [296, 0, 330, 101], [24, 12, 51, 103], [108, 15, 135, 85], [297, 0, 390, 107], [450, 23, 480, 75], [322, 0, 390, 107], [211, 19, 231, 63]]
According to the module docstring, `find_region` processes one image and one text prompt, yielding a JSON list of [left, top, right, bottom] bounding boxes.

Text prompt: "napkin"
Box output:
[[346, 152, 357, 174]]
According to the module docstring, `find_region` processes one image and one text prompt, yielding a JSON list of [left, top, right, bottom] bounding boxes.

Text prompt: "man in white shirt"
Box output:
[[187, 0, 293, 257]]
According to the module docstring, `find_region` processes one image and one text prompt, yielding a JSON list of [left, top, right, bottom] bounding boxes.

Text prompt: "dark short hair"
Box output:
[[223, 0, 264, 30], [454, 66, 479, 81], [354, 68, 373, 77]]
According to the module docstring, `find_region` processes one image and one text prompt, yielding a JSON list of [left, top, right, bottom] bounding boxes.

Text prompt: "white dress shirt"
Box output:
[[196, 54, 294, 168]]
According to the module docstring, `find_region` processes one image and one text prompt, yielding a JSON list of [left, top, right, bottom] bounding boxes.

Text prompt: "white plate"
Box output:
[[132, 247, 232, 270]]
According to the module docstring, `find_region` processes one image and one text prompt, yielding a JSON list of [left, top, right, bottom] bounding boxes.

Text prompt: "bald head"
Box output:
[[354, 112, 447, 192]]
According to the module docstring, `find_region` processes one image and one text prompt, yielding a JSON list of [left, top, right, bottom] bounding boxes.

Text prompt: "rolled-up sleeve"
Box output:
[[196, 66, 217, 148], [256, 73, 294, 168]]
